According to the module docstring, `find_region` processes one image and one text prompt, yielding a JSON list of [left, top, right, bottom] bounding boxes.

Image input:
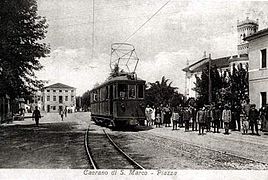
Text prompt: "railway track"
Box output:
[[84, 126, 144, 169]]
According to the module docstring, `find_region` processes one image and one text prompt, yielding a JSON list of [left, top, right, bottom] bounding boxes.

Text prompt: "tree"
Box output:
[[194, 63, 249, 108], [81, 90, 91, 111], [0, 0, 50, 99], [145, 76, 184, 107]]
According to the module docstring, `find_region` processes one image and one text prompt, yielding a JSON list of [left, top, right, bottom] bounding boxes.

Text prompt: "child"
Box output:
[[242, 113, 249, 134], [155, 107, 161, 128]]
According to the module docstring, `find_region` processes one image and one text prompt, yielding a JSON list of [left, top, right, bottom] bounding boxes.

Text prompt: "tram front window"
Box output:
[[137, 84, 144, 98], [118, 84, 128, 99], [129, 85, 136, 99]]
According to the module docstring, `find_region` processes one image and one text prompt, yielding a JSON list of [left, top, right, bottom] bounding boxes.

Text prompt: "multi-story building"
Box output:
[[183, 17, 258, 99], [42, 83, 76, 113], [245, 28, 268, 108]]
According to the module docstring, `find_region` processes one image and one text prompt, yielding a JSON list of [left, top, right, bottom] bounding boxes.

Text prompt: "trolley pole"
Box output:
[[208, 53, 212, 103]]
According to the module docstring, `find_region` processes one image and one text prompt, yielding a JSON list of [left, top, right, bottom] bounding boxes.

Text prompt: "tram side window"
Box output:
[[128, 85, 136, 99], [105, 86, 109, 100], [118, 84, 128, 99], [93, 91, 98, 102], [90, 93, 93, 103], [100, 87, 108, 101], [137, 84, 144, 98]]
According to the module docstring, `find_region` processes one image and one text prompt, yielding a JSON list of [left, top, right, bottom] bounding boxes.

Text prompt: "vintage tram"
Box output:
[[89, 73, 146, 127]]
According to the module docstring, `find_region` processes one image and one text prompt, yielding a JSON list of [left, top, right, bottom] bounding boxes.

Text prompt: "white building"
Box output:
[[245, 28, 268, 108], [183, 17, 258, 99], [42, 83, 76, 113]]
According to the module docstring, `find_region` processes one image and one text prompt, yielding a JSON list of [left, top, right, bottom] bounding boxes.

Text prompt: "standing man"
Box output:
[[204, 105, 212, 132], [248, 104, 260, 136], [183, 107, 191, 132], [32, 106, 41, 126], [190, 106, 197, 131], [212, 105, 221, 133], [222, 105, 231, 135], [196, 107, 205, 135]]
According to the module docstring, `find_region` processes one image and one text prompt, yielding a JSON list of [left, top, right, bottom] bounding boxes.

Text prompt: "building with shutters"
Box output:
[[42, 83, 76, 113], [245, 28, 268, 108]]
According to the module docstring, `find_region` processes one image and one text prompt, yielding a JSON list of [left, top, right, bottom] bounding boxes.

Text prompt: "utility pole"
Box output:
[[91, 0, 95, 59], [208, 53, 212, 103], [184, 59, 189, 97]]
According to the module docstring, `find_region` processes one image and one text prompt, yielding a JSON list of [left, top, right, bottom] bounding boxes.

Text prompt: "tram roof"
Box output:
[[90, 75, 145, 92]]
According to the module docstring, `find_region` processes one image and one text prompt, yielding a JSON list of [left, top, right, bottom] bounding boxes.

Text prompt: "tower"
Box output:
[[237, 17, 258, 56]]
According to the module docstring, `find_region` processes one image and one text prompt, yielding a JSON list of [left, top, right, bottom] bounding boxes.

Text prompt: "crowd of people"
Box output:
[[144, 100, 267, 136]]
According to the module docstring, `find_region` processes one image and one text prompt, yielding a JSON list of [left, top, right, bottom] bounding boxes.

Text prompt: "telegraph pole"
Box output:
[[208, 53, 212, 103], [184, 59, 189, 97], [91, 0, 95, 59]]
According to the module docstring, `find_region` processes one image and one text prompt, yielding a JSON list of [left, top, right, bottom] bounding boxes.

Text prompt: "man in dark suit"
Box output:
[[32, 106, 41, 126], [249, 104, 260, 136]]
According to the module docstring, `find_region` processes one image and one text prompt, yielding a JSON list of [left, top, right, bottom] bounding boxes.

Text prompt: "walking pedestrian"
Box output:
[[196, 107, 205, 135], [32, 106, 41, 126], [222, 105, 231, 135], [248, 104, 260, 136], [60, 109, 64, 121], [64, 107, 68, 117]]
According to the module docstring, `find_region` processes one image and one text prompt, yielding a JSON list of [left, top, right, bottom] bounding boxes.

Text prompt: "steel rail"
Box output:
[[103, 129, 145, 170], [84, 127, 97, 169]]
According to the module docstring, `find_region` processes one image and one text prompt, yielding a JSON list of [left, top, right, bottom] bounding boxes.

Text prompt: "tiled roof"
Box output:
[[183, 56, 231, 73], [45, 83, 75, 89]]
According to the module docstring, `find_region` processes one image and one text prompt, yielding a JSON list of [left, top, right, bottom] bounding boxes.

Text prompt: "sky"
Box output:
[[36, 0, 268, 95]]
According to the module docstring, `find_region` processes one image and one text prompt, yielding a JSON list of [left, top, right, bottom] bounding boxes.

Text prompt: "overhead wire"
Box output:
[[122, 0, 171, 43]]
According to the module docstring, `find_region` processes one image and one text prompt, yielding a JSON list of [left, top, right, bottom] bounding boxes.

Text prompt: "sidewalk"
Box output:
[[146, 125, 268, 164]]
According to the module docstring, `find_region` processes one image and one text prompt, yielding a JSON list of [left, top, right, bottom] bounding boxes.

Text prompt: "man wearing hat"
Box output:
[[248, 104, 260, 136]]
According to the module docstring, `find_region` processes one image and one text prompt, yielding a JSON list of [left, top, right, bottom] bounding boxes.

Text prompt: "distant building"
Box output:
[[245, 28, 268, 108], [183, 17, 258, 99], [42, 83, 76, 113]]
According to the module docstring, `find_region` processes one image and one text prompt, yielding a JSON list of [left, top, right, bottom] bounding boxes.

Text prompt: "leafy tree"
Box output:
[[194, 62, 249, 108], [0, 0, 50, 99], [81, 90, 91, 111], [145, 76, 184, 107]]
